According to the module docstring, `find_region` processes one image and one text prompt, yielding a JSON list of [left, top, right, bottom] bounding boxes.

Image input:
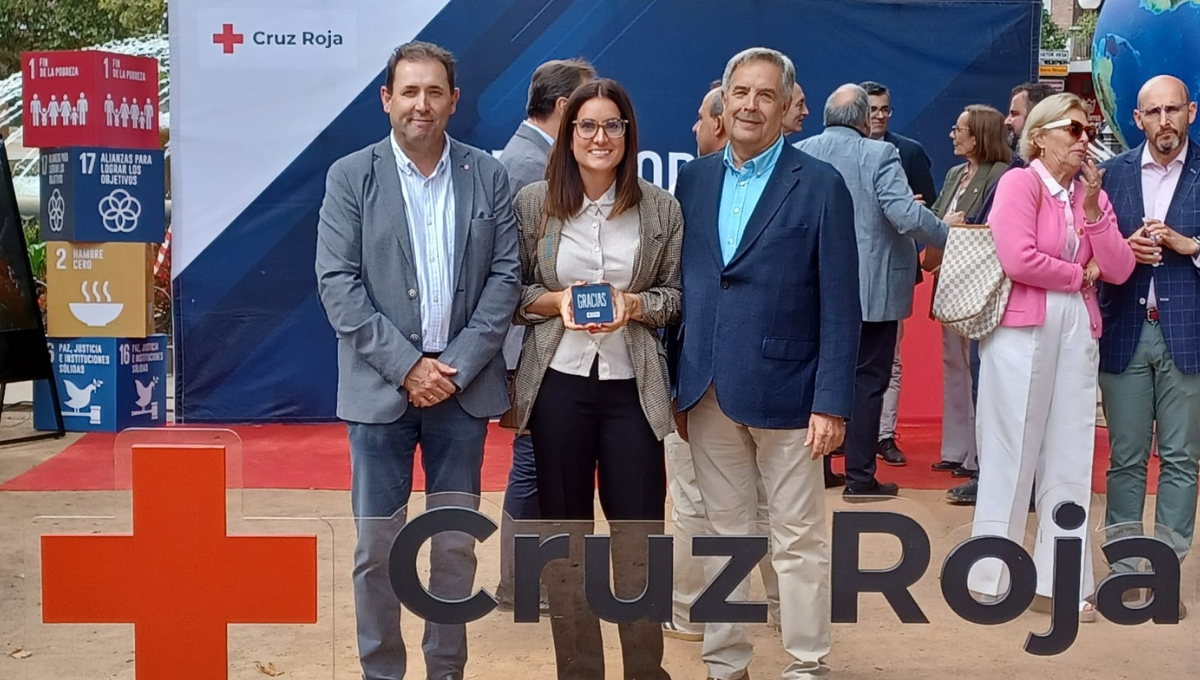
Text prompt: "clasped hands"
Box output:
[[404, 357, 458, 408], [1128, 219, 1198, 266], [559, 280, 640, 334]]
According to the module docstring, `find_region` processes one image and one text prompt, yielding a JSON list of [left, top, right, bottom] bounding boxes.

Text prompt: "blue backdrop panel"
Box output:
[[174, 0, 1040, 422]]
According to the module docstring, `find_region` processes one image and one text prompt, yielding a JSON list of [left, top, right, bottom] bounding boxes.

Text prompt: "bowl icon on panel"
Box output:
[[69, 302, 124, 326], [69, 280, 124, 326]]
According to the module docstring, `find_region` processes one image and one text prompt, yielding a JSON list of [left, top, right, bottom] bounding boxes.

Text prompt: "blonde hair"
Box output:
[[1019, 92, 1088, 163]]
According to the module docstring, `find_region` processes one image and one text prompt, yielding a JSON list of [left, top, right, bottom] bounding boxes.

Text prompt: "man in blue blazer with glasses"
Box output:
[[1098, 75, 1200, 618]]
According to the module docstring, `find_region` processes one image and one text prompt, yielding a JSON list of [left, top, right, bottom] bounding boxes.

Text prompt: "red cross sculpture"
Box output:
[[41, 445, 318, 679], [212, 24, 245, 54]]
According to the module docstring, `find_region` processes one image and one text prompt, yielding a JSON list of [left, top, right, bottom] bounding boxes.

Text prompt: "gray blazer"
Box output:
[[498, 123, 554, 370], [510, 179, 683, 439], [796, 126, 948, 322], [315, 135, 522, 423]]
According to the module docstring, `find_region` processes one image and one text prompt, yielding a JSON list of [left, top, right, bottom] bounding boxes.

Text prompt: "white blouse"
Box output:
[[550, 183, 641, 380]]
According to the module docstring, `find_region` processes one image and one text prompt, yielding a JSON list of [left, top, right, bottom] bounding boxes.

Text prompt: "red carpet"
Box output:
[[0, 422, 1149, 494]]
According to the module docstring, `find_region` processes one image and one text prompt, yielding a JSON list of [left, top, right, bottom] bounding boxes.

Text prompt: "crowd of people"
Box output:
[[315, 39, 1200, 680]]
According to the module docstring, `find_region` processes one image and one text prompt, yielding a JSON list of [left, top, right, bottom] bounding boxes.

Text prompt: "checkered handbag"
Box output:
[[932, 179, 1043, 340], [930, 223, 1011, 340]]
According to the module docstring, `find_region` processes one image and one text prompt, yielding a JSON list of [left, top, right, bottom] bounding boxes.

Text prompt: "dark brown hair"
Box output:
[[963, 104, 1012, 165], [544, 78, 642, 221], [386, 41, 456, 92], [527, 58, 596, 119]]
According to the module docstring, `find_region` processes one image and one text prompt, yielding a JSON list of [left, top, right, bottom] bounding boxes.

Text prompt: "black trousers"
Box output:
[[528, 366, 670, 680], [844, 321, 900, 492]]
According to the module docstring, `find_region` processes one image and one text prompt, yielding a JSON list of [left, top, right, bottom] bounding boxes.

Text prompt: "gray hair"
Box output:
[[721, 48, 795, 103], [824, 84, 870, 129]]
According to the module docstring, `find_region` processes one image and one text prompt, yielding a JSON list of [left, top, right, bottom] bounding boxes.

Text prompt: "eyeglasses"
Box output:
[[1140, 103, 1188, 119], [870, 106, 893, 117], [573, 118, 628, 139], [949, 125, 969, 136], [1042, 118, 1097, 141]]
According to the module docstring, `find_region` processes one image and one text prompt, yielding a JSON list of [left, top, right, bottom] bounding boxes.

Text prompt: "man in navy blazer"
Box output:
[[1098, 75, 1200, 605], [674, 48, 860, 680]]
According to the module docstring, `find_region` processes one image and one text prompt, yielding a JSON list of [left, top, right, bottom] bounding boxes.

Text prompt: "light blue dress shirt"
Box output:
[[718, 135, 785, 265], [391, 133, 456, 352]]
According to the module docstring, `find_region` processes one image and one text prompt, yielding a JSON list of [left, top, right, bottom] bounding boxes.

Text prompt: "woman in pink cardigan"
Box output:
[[967, 94, 1136, 620]]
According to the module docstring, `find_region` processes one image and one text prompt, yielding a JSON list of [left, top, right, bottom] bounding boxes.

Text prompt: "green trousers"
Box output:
[[1100, 320, 1200, 571]]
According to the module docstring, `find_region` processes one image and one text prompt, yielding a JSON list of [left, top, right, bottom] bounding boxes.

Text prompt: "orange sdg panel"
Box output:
[[41, 444, 318, 679]]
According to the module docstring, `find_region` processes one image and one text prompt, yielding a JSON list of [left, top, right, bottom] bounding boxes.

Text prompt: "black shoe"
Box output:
[[842, 480, 900, 501], [930, 460, 962, 472], [825, 472, 846, 488], [830, 445, 845, 458], [876, 438, 907, 466], [951, 466, 977, 478], [946, 478, 978, 505]]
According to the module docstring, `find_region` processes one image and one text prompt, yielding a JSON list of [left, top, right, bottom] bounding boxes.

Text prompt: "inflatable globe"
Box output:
[[1092, 0, 1200, 149]]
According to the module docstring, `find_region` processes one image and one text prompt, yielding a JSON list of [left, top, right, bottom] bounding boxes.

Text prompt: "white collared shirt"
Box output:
[[521, 119, 555, 146], [391, 133, 456, 352], [1141, 140, 1198, 309], [1032, 160, 1080, 262], [550, 183, 640, 380]]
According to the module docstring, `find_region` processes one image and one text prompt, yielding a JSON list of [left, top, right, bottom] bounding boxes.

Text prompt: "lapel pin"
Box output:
[[463, 163, 470, 170]]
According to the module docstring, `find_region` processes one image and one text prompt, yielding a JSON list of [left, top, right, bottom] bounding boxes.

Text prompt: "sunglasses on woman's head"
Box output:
[[1042, 118, 1098, 141]]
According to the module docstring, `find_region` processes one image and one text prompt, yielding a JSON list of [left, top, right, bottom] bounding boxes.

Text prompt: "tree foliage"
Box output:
[[0, 0, 165, 76], [1041, 6, 1070, 50]]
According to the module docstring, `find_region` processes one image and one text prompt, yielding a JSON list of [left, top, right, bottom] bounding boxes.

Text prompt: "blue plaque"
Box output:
[[572, 283, 615, 325], [33, 334, 168, 432], [39, 147, 166, 243]]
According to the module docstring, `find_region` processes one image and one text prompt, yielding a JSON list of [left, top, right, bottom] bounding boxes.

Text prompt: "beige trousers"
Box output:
[[688, 387, 831, 679]]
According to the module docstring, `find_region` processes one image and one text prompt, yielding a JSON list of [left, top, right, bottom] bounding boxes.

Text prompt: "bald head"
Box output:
[[824, 83, 870, 133], [782, 82, 809, 135], [1138, 75, 1190, 108], [1134, 74, 1196, 162], [694, 86, 727, 156]]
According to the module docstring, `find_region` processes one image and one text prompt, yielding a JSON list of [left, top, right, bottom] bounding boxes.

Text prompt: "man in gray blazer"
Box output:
[[494, 57, 593, 612], [796, 84, 948, 500], [315, 41, 520, 680]]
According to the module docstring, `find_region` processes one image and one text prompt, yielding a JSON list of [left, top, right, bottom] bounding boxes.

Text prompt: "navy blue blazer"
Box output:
[[674, 142, 861, 429], [1099, 138, 1200, 375]]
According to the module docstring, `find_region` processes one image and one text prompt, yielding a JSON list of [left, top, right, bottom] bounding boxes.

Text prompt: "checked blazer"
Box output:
[[1098, 138, 1200, 374], [509, 179, 683, 438]]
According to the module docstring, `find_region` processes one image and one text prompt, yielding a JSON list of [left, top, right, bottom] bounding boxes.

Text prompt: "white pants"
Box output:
[[688, 387, 830, 679], [969, 291, 1097, 600], [665, 433, 779, 636], [940, 326, 978, 469], [879, 321, 903, 440]]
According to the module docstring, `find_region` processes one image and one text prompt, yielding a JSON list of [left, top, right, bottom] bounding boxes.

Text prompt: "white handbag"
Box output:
[[930, 223, 1012, 340], [931, 180, 1043, 340]]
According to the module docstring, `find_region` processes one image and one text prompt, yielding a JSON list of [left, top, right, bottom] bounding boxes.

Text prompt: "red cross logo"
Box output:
[[212, 23, 245, 54], [41, 445, 317, 678]]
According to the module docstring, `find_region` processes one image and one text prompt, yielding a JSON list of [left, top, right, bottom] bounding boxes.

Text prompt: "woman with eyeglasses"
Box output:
[[968, 93, 1135, 620], [510, 77, 680, 680], [922, 105, 1011, 482]]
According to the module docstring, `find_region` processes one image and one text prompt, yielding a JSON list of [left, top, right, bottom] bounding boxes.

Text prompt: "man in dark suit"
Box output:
[[859, 80, 938, 466], [315, 41, 521, 680], [494, 56, 594, 613], [675, 48, 860, 680], [1098, 75, 1200, 616]]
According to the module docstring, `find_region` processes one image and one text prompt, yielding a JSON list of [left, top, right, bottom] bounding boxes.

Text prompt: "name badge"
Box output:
[[572, 283, 615, 325]]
